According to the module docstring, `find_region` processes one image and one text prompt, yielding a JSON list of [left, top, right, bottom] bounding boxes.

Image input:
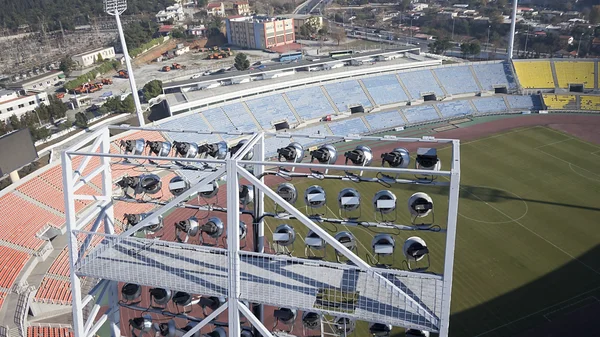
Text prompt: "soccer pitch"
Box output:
[[263, 125, 600, 336]]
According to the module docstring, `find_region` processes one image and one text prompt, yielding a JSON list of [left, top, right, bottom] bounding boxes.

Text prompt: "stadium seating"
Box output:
[[245, 94, 298, 129], [34, 277, 72, 304], [265, 136, 294, 158], [285, 86, 335, 121], [506, 95, 543, 110], [472, 62, 517, 91], [0, 246, 29, 289], [513, 61, 554, 88], [291, 124, 332, 147], [221, 103, 261, 132], [328, 118, 370, 135], [0, 292, 5, 311], [580, 96, 600, 111], [364, 110, 405, 130], [554, 61, 595, 89], [542, 94, 578, 110], [324, 80, 372, 111], [436, 100, 476, 118], [200, 107, 238, 139], [159, 113, 221, 144], [398, 69, 445, 100], [472, 97, 509, 114], [361, 74, 409, 106], [433, 66, 480, 95], [27, 326, 74, 337], [48, 248, 70, 277], [401, 105, 440, 124]]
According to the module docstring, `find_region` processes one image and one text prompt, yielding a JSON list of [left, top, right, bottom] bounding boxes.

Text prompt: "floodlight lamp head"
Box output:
[[199, 180, 219, 199], [173, 141, 199, 158], [121, 283, 141, 301], [202, 217, 224, 239], [199, 296, 225, 311], [403, 236, 429, 262], [181, 323, 202, 337], [304, 185, 326, 208], [230, 139, 253, 160], [274, 308, 297, 325], [273, 224, 296, 246], [408, 192, 433, 217], [415, 148, 441, 171], [334, 317, 356, 335], [373, 190, 397, 214], [154, 320, 177, 337], [172, 291, 193, 306], [381, 147, 410, 168], [198, 141, 228, 159], [276, 183, 298, 204], [146, 140, 172, 157], [137, 174, 162, 194], [239, 185, 254, 206], [302, 311, 321, 330], [123, 213, 163, 232], [175, 217, 199, 236], [372, 234, 395, 256], [310, 144, 338, 164], [207, 328, 227, 337], [169, 176, 190, 196], [305, 230, 326, 249], [120, 139, 145, 156], [104, 0, 128, 15], [369, 322, 393, 336], [239, 221, 247, 240], [277, 142, 305, 163], [149, 288, 172, 306], [344, 145, 373, 166], [335, 231, 357, 252], [130, 315, 152, 332], [338, 188, 361, 211], [405, 329, 430, 337], [241, 329, 255, 337]]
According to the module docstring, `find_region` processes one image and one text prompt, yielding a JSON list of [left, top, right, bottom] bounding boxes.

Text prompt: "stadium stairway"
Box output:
[[468, 65, 485, 93], [357, 79, 378, 107], [429, 70, 450, 98], [549, 60, 560, 90], [281, 93, 303, 123], [395, 73, 414, 101], [320, 85, 341, 113], [241, 101, 267, 130]]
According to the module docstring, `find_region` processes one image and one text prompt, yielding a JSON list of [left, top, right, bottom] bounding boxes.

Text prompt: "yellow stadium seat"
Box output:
[[554, 61, 595, 89], [542, 94, 577, 110], [580, 96, 600, 111], [513, 61, 555, 89]]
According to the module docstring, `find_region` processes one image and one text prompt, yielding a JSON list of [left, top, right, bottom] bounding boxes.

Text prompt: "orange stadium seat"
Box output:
[[27, 326, 74, 337], [48, 248, 70, 277], [0, 247, 30, 289], [34, 277, 72, 304]]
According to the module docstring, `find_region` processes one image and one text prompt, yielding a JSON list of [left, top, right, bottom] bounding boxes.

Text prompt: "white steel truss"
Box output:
[[63, 126, 461, 337]]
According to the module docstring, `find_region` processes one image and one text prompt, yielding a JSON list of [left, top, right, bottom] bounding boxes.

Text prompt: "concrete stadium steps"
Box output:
[[357, 79, 377, 107], [395, 73, 414, 101], [280, 92, 303, 122], [320, 85, 341, 113], [467, 65, 485, 93]]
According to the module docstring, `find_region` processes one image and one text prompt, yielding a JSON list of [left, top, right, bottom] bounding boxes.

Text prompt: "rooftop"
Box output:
[[72, 46, 114, 58], [7, 71, 63, 87]]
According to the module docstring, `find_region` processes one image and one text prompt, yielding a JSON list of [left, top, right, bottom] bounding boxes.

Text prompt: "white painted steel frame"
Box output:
[[64, 126, 460, 337]]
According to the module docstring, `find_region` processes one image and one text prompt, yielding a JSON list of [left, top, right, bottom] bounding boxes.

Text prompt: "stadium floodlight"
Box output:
[[199, 296, 225, 316], [344, 145, 373, 168], [172, 291, 195, 307], [239, 221, 247, 240], [272, 224, 296, 255], [369, 322, 393, 337], [180, 323, 202, 337], [274, 308, 297, 330], [334, 231, 357, 263], [276, 182, 298, 205], [405, 329, 431, 337], [277, 142, 305, 163], [371, 234, 395, 266], [310, 144, 338, 166], [120, 139, 145, 157], [199, 180, 219, 199], [117, 174, 162, 196], [334, 317, 356, 335], [302, 312, 321, 332], [175, 217, 199, 243], [381, 147, 410, 168], [415, 148, 441, 171], [373, 190, 397, 222], [230, 139, 254, 160], [403, 236, 430, 272], [168, 176, 190, 196], [408, 192, 434, 225], [198, 141, 228, 159], [173, 141, 199, 158], [304, 185, 327, 211], [240, 328, 255, 337], [200, 217, 224, 245], [121, 283, 141, 302], [146, 140, 172, 160], [239, 184, 254, 207], [130, 315, 152, 337], [123, 213, 163, 233], [149, 288, 172, 307], [304, 230, 326, 259], [338, 188, 361, 217], [153, 320, 177, 337], [206, 328, 227, 337]]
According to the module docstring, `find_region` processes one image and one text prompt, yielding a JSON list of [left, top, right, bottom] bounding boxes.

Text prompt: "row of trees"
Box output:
[[0, 95, 67, 141]]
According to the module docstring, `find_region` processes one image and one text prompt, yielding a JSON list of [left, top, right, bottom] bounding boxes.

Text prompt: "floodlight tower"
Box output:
[[104, 0, 145, 126], [507, 0, 518, 59]]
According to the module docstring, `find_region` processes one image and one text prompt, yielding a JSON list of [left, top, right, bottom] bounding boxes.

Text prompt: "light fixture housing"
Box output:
[[344, 145, 373, 166], [146, 140, 172, 157], [169, 176, 189, 196], [372, 234, 395, 256], [310, 144, 338, 164], [207, 327, 227, 337], [230, 139, 253, 160], [277, 142, 305, 163], [381, 147, 410, 168], [123, 213, 163, 232], [172, 291, 193, 306], [202, 217, 224, 239], [405, 329, 430, 337], [239, 221, 247, 240], [121, 283, 141, 301], [199, 296, 225, 312], [199, 180, 219, 199], [415, 147, 441, 171], [130, 315, 152, 333], [408, 192, 434, 217], [117, 174, 162, 195], [305, 230, 326, 249], [121, 139, 145, 156], [373, 190, 397, 214], [239, 184, 254, 206], [149, 288, 172, 306], [302, 311, 321, 330], [173, 141, 199, 158], [175, 217, 199, 242], [276, 183, 298, 204], [335, 231, 357, 252], [338, 188, 361, 212], [199, 141, 228, 159], [304, 185, 326, 208], [154, 320, 177, 337], [369, 322, 393, 336], [274, 307, 297, 325], [334, 317, 356, 335], [273, 224, 296, 246], [403, 236, 429, 262]]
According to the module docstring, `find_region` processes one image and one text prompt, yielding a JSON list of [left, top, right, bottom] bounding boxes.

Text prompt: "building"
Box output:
[[187, 25, 208, 36], [0, 89, 48, 121], [226, 16, 295, 50], [71, 47, 116, 68], [6, 71, 65, 92], [156, 3, 185, 22], [233, 1, 251, 15], [276, 14, 322, 33], [207, 2, 226, 16]]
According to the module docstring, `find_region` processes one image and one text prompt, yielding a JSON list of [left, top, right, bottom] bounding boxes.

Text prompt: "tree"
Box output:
[[590, 5, 600, 24], [8, 115, 21, 130], [143, 80, 163, 100], [330, 27, 346, 46], [468, 42, 481, 57], [75, 112, 88, 128], [59, 56, 76, 75], [429, 39, 452, 55], [120, 96, 136, 114], [171, 28, 186, 39], [96, 53, 104, 63], [197, 0, 208, 7], [234, 53, 250, 70]]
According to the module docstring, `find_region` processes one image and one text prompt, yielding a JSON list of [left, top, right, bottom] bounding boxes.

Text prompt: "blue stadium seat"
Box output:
[[201, 107, 238, 139], [436, 100, 475, 118], [221, 103, 260, 132], [402, 105, 440, 124], [472, 97, 508, 114], [364, 110, 404, 130], [506, 95, 542, 110], [361, 74, 409, 106], [472, 63, 517, 91], [324, 80, 372, 111], [434, 66, 480, 95], [285, 86, 334, 121], [292, 125, 331, 147], [328, 118, 370, 135], [159, 113, 221, 144], [264, 136, 294, 157], [245, 94, 298, 129], [398, 69, 444, 100]]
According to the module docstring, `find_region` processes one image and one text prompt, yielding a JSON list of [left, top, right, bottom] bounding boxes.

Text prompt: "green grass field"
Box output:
[[263, 125, 600, 336]]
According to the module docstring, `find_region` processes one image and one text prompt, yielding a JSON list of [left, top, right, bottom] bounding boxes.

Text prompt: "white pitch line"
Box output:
[[534, 137, 573, 149], [536, 148, 600, 180], [542, 296, 600, 322]]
